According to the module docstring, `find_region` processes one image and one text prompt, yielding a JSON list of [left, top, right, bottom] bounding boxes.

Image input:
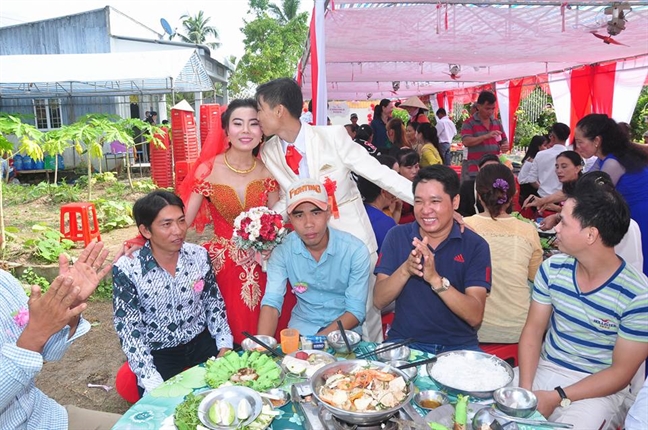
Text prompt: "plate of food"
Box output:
[[197, 386, 262, 429], [280, 350, 337, 378], [205, 351, 284, 391], [310, 360, 414, 425], [426, 350, 514, 399], [169, 389, 279, 430]]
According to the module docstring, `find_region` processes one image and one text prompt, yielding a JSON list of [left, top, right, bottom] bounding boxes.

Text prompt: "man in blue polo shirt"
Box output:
[[374, 165, 492, 353], [257, 178, 371, 337]]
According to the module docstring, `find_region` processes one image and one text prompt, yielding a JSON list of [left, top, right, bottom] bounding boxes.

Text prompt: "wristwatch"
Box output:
[[554, 386, 571, 408], [431, 277, 451, 293]]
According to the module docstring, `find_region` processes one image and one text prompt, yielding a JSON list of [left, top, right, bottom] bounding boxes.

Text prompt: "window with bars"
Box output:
[[33, 99, 62, 130]]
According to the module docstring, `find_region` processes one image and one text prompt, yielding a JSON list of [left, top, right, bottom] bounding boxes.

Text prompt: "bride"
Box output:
[[179, 99, 294, 346]]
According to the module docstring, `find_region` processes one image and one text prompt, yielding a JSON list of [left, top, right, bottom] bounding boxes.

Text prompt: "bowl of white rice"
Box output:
[[426, 350, 513, 399]]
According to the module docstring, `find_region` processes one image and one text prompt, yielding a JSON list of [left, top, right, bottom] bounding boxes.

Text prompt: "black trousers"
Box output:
[[137, 329, 218, 397]]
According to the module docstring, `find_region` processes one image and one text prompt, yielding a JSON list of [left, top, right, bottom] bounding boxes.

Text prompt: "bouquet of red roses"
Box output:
[[233, 207, 287, 253]]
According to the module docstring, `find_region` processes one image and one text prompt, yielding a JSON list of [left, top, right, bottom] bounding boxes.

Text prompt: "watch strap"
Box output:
[[432, 277, 450, 293], [554, 386, 571, 407]]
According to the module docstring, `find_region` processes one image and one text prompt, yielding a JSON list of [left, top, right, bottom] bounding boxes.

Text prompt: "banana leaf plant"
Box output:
[[117, 118, 167, 190], [0, 114, 44, 253]]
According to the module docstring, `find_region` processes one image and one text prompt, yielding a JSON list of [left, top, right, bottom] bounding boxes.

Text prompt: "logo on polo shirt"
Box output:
[[592, 317, 618, 331], [454, 254, 464, 263]]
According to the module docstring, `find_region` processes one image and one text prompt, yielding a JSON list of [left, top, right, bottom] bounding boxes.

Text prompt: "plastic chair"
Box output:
[[115, 362, 141, 403], [60, 202, 101, 245], [479, 343, 519, 367]]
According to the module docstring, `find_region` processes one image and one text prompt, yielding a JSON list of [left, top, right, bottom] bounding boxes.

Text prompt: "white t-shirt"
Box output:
[[436, 116, 457, 143], [518, 144, 567, 197]]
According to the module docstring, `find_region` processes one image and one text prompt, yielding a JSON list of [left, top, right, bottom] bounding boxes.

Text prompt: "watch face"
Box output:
[[560, 398, 571, 408]]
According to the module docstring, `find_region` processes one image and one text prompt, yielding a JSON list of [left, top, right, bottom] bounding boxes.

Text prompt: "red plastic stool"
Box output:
[[381, 311, 395, 339], [115, 362, 141, 403], [60, 202, 101, 245], [480, 343, 519, 367]]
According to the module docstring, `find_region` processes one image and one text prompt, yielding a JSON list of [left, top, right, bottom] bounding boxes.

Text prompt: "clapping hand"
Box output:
[[17, 276, 86, 353], [58, 241, 112, 305], [412, 237, 440, 284]]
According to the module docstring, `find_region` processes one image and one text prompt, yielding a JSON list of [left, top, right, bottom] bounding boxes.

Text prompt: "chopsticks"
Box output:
[[355, 338, 414, 359], [337, 320, 353, 353], [241, 331, 285, 358], [396, 356, 438, 370]]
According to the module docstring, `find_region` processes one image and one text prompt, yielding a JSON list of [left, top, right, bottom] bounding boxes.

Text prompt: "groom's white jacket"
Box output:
[[261, 124, 413, 254]]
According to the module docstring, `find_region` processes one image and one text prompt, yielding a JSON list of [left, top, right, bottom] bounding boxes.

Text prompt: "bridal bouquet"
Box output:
[[233, 207, 288, 253]]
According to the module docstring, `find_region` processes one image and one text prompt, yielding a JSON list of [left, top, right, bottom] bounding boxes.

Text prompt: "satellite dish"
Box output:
[[160, 18, 174, 37]]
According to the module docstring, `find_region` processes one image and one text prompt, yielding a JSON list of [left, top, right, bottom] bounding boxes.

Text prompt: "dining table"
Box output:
[[112, 342, 548, 429]]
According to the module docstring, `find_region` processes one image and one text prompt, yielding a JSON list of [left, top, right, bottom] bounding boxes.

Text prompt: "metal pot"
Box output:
[[310, 359, 414, 425]]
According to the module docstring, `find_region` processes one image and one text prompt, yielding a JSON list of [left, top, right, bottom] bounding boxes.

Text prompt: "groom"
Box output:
[[256, 78, 413, 342]]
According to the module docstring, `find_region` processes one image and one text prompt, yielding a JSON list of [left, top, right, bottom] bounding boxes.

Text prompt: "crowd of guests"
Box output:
[[1, 81, 647, 430]]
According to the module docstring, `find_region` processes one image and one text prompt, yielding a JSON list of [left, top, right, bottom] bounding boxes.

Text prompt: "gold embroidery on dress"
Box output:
[[239, 263, 262, 310], [205, 237, 228, 274]]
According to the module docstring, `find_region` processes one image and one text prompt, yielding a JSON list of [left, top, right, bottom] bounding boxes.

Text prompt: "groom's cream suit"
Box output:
[[261, 124, 413, 342]]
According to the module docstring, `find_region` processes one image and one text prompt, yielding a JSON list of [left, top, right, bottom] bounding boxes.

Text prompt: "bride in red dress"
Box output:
[[179, 99, 294, 346]]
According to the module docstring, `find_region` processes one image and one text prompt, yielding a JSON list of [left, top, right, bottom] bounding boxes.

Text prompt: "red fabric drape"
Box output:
[[436, 93, 445, 112], [591, 62, 617, 116], [569, 65, 593, 135], [446, 92, 455, 115], [508, 79, 524, 143]]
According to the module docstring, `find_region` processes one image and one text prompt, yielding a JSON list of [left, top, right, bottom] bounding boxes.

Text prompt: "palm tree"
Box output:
[[268, 0, 301, 24], [177, 11, 220, 49]]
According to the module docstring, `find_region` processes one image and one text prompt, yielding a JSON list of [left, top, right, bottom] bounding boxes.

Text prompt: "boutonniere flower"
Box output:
[[193, 279, 205, 294], [292, 282, 308, 294], [12, 307, 29, 328], [322, 177, 340, 219]]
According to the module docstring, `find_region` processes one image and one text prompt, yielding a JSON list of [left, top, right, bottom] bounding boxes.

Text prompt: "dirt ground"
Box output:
[[3, 182, 213, 416]]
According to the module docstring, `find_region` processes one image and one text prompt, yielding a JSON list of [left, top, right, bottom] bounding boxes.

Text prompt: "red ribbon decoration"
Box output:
[[323, 177, 339, 219]]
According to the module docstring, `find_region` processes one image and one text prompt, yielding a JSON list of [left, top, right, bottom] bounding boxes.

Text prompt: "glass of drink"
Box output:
[[280, 328, 300, 354]]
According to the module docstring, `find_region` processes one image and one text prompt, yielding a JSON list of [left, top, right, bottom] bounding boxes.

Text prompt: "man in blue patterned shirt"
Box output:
[[113, 190, 232, 396], [1, 241, 121, 429], [518, 172, 648, 428]]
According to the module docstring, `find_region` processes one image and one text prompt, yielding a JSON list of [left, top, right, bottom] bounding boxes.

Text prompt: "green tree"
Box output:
[[228, 0, 308, 98], [268, 0, 301, 24], [630, 85, 648, 142], [0, 115, 44, 252], [177, 11, 221, 49]]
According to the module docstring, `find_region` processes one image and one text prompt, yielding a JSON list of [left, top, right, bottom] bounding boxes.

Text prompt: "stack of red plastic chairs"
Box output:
[[150, 129, 173, 189], [200, 104, 222, 149], [171, 108, 200, 187]]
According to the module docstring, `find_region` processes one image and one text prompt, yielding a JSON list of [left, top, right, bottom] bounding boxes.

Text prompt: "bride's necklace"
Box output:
[[224, 153, 257, 174]]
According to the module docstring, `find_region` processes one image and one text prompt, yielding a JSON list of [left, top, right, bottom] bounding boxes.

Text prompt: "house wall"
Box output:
[[1, 6, 230, 169], [0, 8, 111, 55]]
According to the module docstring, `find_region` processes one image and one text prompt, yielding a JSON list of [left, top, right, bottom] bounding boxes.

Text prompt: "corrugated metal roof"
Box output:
[[0, 48, 213, 98]]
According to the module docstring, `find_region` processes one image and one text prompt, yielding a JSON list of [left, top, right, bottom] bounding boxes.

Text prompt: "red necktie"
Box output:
[[285, 144, 302, 175]]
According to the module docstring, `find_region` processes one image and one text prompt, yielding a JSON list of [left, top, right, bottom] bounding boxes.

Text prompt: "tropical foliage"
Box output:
[[228, 0, 308, 98], [177, 11, 220, 49]]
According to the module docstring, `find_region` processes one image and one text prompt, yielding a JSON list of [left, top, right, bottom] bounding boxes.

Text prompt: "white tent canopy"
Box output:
[[0, 49, 214, 98], [300, 0, 648, 100]]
